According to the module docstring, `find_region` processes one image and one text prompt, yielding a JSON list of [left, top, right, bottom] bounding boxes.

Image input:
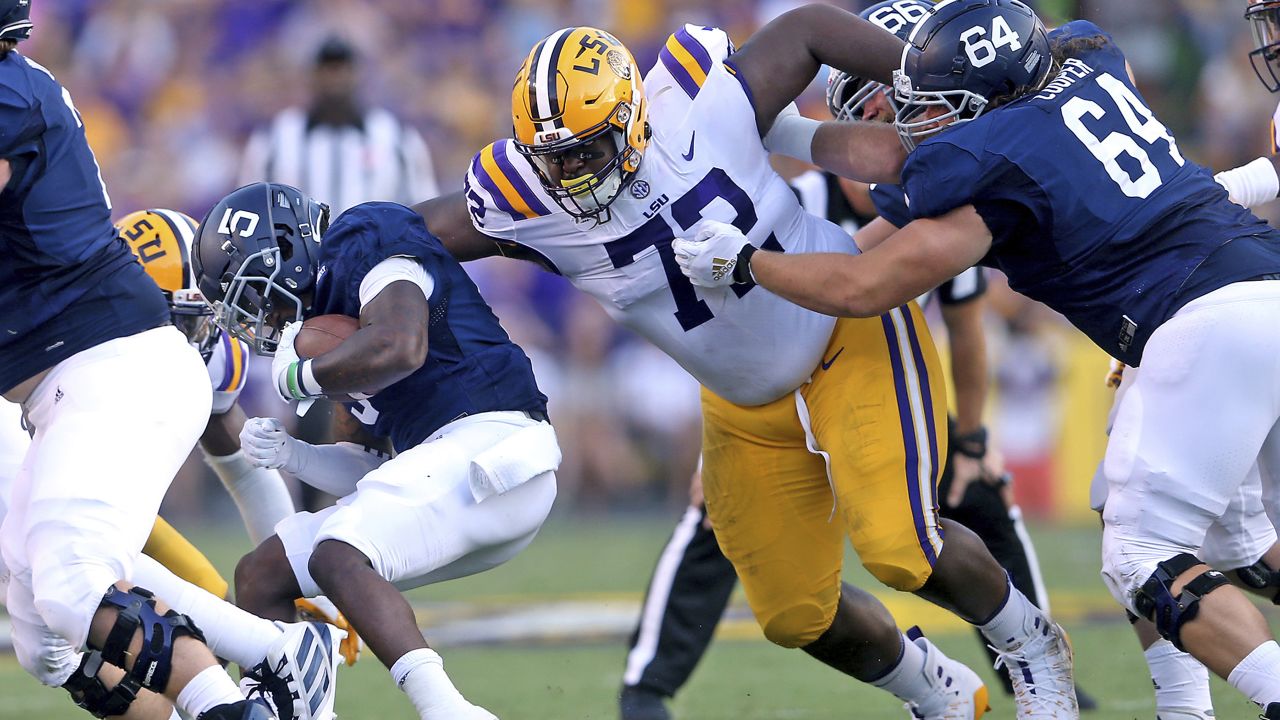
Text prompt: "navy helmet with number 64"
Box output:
[[892, 0, 1052, 150], [193, 182, 329, 355]]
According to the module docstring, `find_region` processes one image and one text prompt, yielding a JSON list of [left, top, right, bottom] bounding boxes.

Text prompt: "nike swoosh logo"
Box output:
[[682, 132, 696, 161], [820, 347, 844, 371]]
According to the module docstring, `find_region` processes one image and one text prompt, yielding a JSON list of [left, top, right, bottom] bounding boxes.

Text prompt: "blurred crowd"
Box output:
[[22, 0, 1280, 520]]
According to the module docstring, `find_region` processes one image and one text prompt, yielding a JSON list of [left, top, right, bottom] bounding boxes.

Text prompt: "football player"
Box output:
[[194, 182, 559, 720], [674, 0, 1280, 716], [0, 3, 273, 718], [0, 215, 344, 719], [414, 9, 1075, 719], [1212, 0, 1280, 209]]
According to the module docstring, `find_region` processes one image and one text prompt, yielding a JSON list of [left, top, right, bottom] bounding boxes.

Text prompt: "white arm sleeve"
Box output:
[[1214, 156, 1280, 209], [358, 256, 435, 308], [284, 441, 391, 497]]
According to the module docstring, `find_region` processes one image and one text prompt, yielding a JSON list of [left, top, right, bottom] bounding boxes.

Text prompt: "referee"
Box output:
[[239, 36, 438, 214]]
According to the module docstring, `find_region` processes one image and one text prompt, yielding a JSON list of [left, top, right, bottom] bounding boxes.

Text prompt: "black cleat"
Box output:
[[620, 685, 672, 720], [199, 698, 278, 720], [1262, 702, 1280, 719]]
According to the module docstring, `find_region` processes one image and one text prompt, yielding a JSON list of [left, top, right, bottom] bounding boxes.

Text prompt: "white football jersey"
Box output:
[[466, 26, 856, 406]]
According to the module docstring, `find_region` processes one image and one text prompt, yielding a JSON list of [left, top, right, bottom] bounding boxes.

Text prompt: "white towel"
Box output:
[[469, 422, 562, 503]]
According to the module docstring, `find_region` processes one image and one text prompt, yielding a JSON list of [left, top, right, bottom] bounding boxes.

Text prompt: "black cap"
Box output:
[[315, 36, 356, 66]]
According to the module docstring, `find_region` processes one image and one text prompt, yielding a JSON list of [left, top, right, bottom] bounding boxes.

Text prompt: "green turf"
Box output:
[[1, 518, 1274, 719]]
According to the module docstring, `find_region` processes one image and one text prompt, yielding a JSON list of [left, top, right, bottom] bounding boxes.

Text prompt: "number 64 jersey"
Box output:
[[465, 25, 857, 407], [900, 20, 1280, 367]]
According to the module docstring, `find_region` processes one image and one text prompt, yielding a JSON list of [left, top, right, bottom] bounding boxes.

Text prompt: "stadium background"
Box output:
[[5, 1, 1280, 718]]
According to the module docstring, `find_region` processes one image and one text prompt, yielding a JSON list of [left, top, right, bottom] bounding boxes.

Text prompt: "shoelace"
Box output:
[[991, 635, 1076, 716], [241, 659, 293, 719]]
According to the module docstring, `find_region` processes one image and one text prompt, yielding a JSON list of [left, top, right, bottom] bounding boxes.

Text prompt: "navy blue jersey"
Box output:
[[900, 21, 1280, 365], [869, 183, 912, 229], [0, 51, 169, 392], [312, 202, 547, 452]]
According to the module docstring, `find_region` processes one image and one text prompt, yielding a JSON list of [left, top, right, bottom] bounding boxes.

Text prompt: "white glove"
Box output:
[[672, 220, 753, 289], [240, 417, 303, 472], [271, 321, 321, 416]]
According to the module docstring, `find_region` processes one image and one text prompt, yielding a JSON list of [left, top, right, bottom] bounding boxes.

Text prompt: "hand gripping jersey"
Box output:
[[312, 202, 547, 452], [0, 51, 168, 392], [465, 26, 858, 406], [900, 21, 1280, 366]]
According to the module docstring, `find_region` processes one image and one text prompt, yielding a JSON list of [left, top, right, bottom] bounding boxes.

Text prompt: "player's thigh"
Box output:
[[700, 386, 844, 645], [1102, 289, 1280, 599], [315, 414, 557, 589], [1202, 463, 1276, 571], [806, 308, 947, 591]]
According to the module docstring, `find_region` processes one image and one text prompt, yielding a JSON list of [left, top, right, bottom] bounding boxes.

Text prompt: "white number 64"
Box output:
[[961, 15, 1023, 68]]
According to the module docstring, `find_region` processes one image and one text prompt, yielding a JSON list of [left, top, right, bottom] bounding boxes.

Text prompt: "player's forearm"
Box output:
[[200, 404, 248, 457], [311, 325, 426, 396], [733, 5, 905, 134], [941, 301, 989, 435], [1214, 156, 1280, 208], [750, 251, 890, 318], [812, 122, 905, 185], [284, 441, 389, 496]]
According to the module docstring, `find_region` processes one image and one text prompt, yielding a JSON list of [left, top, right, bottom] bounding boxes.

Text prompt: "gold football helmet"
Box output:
[[512, 27, 648, 222], [117, 208, 217, 355]]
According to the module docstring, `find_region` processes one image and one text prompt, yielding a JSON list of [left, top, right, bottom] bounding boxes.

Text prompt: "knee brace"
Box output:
[[62, 651, 141, 718], [1133, 553, 1230, 652], [1233, 558, 1280, 604], [98, 586, 205, 693]]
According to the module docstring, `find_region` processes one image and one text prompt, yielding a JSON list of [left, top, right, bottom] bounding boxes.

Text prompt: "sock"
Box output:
[[978, 579, 1045, 652], [391, 648, 473, 716], [205, 450, 295, 545], [1228, 640, 1280, 708], [869, 633, 945, 715], [133, 555, 281, 668], [1145, 639, 1213, 715], [174, 665, 243, 719]]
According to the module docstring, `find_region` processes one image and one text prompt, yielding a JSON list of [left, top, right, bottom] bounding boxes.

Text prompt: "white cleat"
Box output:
[[903, 628, 990, 720], [241, 621, 345, 720], [993, 619, 1078, 719], [296, 596, 362, 666]]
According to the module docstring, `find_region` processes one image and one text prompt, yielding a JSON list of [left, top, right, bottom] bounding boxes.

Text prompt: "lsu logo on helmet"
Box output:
[[511, 27, 649, 222], [116, 208, 216, 352]]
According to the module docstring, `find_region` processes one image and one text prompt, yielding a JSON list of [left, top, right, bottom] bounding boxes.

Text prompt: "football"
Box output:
[[294, 314, 360, 358]]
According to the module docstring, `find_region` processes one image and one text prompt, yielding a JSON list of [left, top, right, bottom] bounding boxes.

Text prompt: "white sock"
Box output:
[[391, 648, 473, 717], [978, 579, 1045, 652], [174, 665, 244, 718], [1228, 640, 1280, 708], [205, 450, 295, 545], [133, 554, 281, 668], [869, 634, 945, 715], [1145, 639, 1213, 715]]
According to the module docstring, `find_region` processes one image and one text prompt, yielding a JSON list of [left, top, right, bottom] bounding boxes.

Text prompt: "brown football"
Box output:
[[295, 314, 360, 359]]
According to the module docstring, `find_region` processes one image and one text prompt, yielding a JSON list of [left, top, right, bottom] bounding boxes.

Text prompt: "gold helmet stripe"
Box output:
[[532, 27, 573, 132]]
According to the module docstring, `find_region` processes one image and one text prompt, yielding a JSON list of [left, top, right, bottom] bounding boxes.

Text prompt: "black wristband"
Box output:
[[953, 426, 988, 459], [732, 243, 758, 284]]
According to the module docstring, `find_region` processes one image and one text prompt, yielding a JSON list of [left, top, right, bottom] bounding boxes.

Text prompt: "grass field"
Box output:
[[0, 515, 1272, 719]]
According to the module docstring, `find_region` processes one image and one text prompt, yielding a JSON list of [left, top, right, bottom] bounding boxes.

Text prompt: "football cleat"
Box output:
[[240, 621, 344, 720], [296, 596, 361, 666], [992, 619, 1078, 719], [619, 685, 672, 720], [199, 697, 278, 720], [903, 627, 990, 720]]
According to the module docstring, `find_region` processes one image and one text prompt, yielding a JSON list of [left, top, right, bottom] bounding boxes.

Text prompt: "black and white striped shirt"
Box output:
[[240, 107, 438, 215]]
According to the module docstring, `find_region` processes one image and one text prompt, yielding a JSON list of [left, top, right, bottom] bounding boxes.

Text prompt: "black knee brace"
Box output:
[[62, 651, 141, 718], [98, 586, 206, 693], [1234, 558, 1280, 604], [1133, 553, 1230, 652]]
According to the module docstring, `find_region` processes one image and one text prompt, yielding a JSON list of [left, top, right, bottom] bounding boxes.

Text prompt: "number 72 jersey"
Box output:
[[900, 20, 1279, 366], [464, 25, 859, 407]]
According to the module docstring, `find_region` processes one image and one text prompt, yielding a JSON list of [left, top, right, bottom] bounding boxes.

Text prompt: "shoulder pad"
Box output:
[[654, 25, 734, 100], [464, 139, 555, 239]]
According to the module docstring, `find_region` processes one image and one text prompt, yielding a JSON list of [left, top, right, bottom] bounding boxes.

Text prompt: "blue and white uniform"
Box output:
[[0, 49, 210, 684], [900, 21, 1280, 609], [274, 202, 559, 598]]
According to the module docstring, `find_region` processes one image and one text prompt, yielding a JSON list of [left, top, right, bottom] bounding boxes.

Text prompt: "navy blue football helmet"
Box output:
[[1248, 0, 1280, 92], [892, 0, 1052, 150], [193, 183, 329, 355], [827, 0, 934, 121], [0, 0, 31, 42]]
